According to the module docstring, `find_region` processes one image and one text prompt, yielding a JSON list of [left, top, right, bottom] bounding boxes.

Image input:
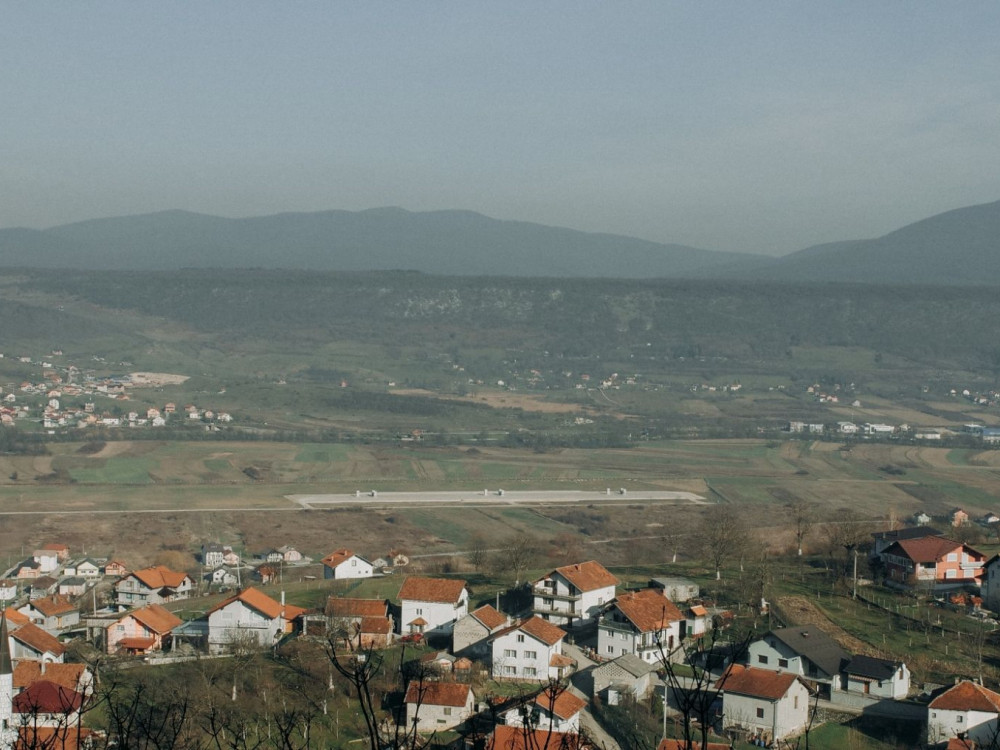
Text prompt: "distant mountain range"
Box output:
[[0, 200, 998, 284]]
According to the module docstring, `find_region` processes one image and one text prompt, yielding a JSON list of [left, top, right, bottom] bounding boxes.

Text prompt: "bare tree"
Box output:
[[787, 499, 813, 557], [494, 533, 540, 586], [699, 506, 741, 580]]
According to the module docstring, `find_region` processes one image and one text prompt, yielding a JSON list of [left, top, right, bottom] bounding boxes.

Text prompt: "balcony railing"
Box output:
[[532, 587, 581, 601]]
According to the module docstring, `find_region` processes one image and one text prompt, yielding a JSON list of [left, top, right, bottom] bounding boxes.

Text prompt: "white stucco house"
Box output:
[[206, 587, 305, 654], [927, 680, 1000, 748], [321, 549, 374, 580], [500, 686, 587, 734], [398, 577, 468, 637], [747, 627, 849, 699], [843, 655, 910, 700], [717, 665, 811, 744], [453, 604, 510, 657], [405, 681, 476, 733], [490, 616, 574, 681], [598, 588, 684, 663], [532, 561, 617, 627]]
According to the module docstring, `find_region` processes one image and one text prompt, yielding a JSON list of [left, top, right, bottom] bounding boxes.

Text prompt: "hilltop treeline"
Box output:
[[17, 269, 1000, 373]]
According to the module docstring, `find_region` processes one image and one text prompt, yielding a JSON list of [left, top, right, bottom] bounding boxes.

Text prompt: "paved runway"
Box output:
[[286, 488, 706, 509]]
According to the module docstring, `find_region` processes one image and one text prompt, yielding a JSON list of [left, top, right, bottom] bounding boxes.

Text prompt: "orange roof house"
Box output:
[[399, 577, 469, 637], [106, 604, 183, 655], [598, 589, 684, 663], [115, 565, 193, 607], [13, 661, 90, 695], [206, 587, 305, 654], [928, 680, 1000, 747], [405, 681, 475, 732], [10, 623, 65, 662]]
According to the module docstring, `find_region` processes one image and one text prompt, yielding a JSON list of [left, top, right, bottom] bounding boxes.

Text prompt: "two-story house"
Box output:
[[882, 537, 986, 590], [532, 561, 617, 628], [747, 627, 849, 699], [597, 588, 683, 663], [325, 597, 394, 650], [206, 587, 305, 654], [398, 577, 468, 638], [490, 616, 573, 681], [106, 603, 183, 655], [114, 565, 194, 607], [18, 595, 79, 633]]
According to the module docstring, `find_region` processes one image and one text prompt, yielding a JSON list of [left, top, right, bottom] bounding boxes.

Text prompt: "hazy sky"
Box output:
[[3, 3, 999, 255]]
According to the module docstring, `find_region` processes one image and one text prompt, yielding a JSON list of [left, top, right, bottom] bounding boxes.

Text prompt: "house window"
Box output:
[[758, 655, 768, 665], [957, 716, 963, 723], [607, 646, 614, 654], [794, 696, 798, 709], [416, 608, 423, 615], [443, 708, 452, 716], [517, 634, 525, 643], [525, 667, 537, 677], [947, 553, 958, 562], [778, 658, 788, 668], [756, 708, 764, 719], [504, 649, 516, 658], [524, 650, 537, 659], [946, 569, 958, 579], [504, 666, 516, 675]]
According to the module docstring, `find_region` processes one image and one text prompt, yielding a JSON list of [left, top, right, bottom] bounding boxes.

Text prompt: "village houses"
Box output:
[[398, 577, 469, 638], [532, 560, 617, 628], [489, 615, 574, 682]]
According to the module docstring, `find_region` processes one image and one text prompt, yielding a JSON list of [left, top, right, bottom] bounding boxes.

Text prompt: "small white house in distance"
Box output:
[[405, 681, 475, 733], [398, 577, 468, 637], [927, 680, 1000, 748], [490, 615, 573, 681], [321, 549, 374, 580], [597, 588, 683, 663], [717, 665, 810, 744], [532, 560, 617, 627], [501, 687, 587, 734]]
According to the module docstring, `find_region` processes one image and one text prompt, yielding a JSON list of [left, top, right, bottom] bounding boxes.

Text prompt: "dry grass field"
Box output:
[[0, 438, 997, 574]]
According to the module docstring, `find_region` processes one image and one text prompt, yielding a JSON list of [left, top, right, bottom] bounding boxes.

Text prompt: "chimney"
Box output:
[[41, 660, 46, 675]]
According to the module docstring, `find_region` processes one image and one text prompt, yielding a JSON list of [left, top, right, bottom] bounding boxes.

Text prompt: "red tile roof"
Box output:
[[471, 604, 508, 630], [612, 589, 683, 633], [208, 587, 284, 619], [888, 536, 971, 563], [359, 617, 393, 635], [536, 688, 587, 720], [930, 680, 1000, 713], [17, 727, 100, 750], [131, 565, 190, 590], [326, 598, 387, 618], [118, 637, 157, 650], [487, 725, 579, 750], [4, 606, 30, 628], [13, 661, 86, 691], [11, 623, 65, 657], [322, 548, 364, 569], [127, 604, 183, 634], [716, 664, 799, 700], [520, 616, 568, 646], [946, 739, 976, 750], [549, 561, 617, 592], [13, 680, 83, 714], [405, 681, 472, 707], [399, 576, 467, 604]]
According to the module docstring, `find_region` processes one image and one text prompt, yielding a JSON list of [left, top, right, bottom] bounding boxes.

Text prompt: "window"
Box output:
[[946, 569, 958, 579], [443, 708, 452, 716], [517, 634, 525, 643], [947, 552, 958, 562], [756, 708, 764, 719], [958, 716, 964, 723], [607, 645, 614, 654], [525, 667, 537, 677], [504, 666, 516, 675], [504, 649, 516, 658], [758, 655, 768, 665], [416, 608, 423, 615], [794, 696, 798, 709], [778, 658, 788, 668], [524, 650, 537, 660]]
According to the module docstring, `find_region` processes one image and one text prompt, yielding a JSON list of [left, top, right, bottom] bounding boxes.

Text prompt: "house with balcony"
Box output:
[[882, 537, 986, 590], [532, 561, 617, 628], [106, 603, 183, 655], [597, 588, 683, 663], [716, 665, 811, 744], [115, 565, 194, 606]]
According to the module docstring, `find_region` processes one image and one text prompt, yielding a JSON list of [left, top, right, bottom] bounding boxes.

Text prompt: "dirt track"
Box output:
[[776, 595, 869, 653]]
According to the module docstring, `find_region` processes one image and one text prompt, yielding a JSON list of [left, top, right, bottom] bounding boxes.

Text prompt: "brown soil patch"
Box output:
[[391, 388, 602, 415], [775, 595, 869, 653]]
